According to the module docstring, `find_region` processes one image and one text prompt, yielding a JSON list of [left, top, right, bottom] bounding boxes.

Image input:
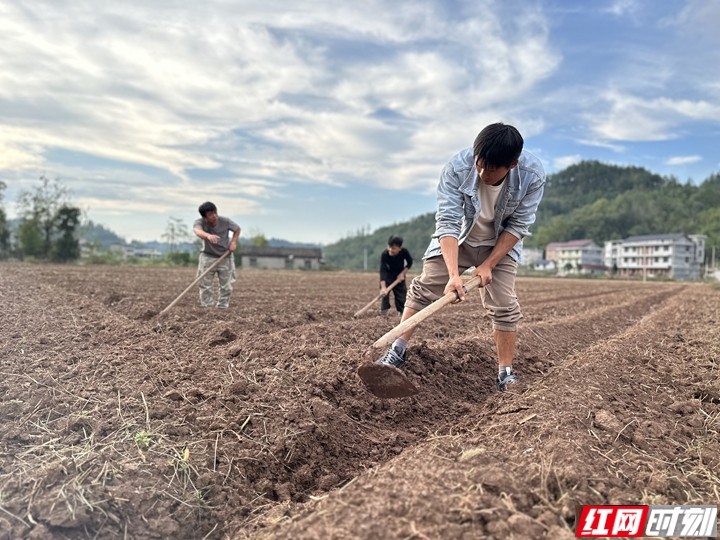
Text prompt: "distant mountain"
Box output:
[[322, 161, 720, 270], [130, 240, 196, 254], [322, 213, 435, 270], [265, 238, 321, 248], [528, 161, 720, 249], [79, 220, 126, 247], [79, 220, 319, 253]]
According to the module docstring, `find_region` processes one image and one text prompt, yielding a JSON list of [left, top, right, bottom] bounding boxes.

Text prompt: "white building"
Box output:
[[604, 239, 623, 271], [239, 246, 323, 270], [604, 234, 705, 280], [519, 247, 544, 266], [546, 239, 605, 275], [532, 259, 557, 272], [110, 245, 163, 260]]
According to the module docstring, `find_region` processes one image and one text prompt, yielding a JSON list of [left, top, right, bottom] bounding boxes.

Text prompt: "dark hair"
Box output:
[[388, 235, 403, 247], [473, 123, 524, 168], [198, 201, 217, 217]]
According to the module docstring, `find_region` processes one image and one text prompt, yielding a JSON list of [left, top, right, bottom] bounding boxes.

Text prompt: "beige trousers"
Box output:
[[406, 243, 521, 331]]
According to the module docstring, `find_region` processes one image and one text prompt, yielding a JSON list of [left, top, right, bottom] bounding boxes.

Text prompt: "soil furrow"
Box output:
[[1, 265, 715, 540]]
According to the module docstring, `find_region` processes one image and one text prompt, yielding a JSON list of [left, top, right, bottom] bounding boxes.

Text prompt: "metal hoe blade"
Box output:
[[357, 363, 418, 399]]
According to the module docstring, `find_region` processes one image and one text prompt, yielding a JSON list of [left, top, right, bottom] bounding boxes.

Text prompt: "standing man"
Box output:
[[374, 123, 546, 391], [193, 201, 241, 309], [379, 235, 413, 317]]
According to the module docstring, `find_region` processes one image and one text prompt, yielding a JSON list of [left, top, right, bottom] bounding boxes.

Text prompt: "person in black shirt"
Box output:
[[379, 235, 413, 317]]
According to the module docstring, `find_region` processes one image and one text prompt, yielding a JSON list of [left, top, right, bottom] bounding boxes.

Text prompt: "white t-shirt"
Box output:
[[464, 181, 505, 247]]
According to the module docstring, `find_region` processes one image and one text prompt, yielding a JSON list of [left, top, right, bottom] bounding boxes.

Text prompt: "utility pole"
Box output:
[[363, 248, 368, 271]]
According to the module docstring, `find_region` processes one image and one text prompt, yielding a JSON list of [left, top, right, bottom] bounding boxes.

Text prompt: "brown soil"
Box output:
[[1, 264, 718, 539]]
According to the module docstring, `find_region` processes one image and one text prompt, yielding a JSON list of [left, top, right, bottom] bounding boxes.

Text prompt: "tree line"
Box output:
[[0, 176, 81, 262], [0, 177, 306, 265]]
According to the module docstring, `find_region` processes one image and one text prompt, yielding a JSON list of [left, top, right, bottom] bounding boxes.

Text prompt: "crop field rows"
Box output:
[[1, 264, 719, 539]]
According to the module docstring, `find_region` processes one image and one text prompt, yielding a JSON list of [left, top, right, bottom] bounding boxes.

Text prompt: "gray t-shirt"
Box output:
[[193, 216, 241, 257]]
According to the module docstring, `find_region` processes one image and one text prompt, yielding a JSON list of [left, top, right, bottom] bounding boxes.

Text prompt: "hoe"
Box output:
[[352, 275, 404, 318], [358, 275, 483, 399], [158, 251, 231, 316]]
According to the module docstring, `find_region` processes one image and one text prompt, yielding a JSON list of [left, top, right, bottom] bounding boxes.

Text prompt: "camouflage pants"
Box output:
[[197, 253, 236, 308]]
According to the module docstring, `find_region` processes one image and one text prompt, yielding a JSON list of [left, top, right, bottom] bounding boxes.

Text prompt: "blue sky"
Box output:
[[1, 0, 718, 244]]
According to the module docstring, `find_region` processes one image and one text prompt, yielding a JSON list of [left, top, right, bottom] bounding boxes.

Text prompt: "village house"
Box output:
[[109, 244, 163, 260], [238, 246, 323, 270], [518, 246, 544, 266], [604, 234, 705, 280], [545, 239, 605, 275], [531, 258, 557, 272]]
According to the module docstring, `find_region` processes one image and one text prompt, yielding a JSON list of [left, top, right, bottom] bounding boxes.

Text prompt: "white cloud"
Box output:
[[0, 141, 46, 170], [553, 155, 583, 170], [587, 91, 720, 142], [1, 1, 717, 244], [537, 2, 719, 153], [604, 0, 641, 17], [0, 0, 560, 202], [576, 138, 626, 153], [665, 155, 701, 166], [673, 0, 720, 43]]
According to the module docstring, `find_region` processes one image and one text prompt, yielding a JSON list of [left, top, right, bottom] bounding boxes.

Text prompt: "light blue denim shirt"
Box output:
[[423, 148, 546, 262]]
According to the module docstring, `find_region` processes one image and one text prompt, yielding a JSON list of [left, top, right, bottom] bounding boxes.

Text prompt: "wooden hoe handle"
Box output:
[[371, 275, 483, 349], [353, 275, 404, 318], [159, 251, 230, 315]]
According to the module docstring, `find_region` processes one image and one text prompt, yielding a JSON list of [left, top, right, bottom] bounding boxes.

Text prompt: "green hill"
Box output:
[[323, 161, 720, 270], [322, 213, 435, 271], [528, 161, 720, 249], [79, 220, 126, 247]]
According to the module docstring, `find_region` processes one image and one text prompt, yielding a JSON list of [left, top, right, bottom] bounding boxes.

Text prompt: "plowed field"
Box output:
[[1, 264, 719, 539]]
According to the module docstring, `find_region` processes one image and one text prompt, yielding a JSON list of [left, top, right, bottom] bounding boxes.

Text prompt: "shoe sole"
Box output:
[[357, 363, 418, 399]]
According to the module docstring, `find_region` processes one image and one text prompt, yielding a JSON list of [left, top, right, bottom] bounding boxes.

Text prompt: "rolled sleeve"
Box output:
[[432, 163, 465, 240]]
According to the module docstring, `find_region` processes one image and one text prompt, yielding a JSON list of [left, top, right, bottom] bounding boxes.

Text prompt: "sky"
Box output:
[[1, 0, 719, 245]]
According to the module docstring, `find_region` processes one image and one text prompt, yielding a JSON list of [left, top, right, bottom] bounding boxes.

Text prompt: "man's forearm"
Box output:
[[484, 232, 519, 269], [229, 228, 241, 250], [439, 236, 460, 277]]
